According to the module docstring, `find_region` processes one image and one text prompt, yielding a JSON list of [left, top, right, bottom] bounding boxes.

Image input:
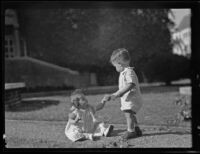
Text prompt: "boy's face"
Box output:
[[71, 94, 88, 109], [112, 62, 124, 72]]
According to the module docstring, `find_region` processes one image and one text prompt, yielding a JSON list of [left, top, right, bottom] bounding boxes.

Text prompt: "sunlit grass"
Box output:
[[5, 91, 189, 126]]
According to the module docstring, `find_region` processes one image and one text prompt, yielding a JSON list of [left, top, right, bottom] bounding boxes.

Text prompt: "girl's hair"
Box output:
[[110, 48, 131, 65], [70, 89, 85, 109], [71, 89, 85, 97]]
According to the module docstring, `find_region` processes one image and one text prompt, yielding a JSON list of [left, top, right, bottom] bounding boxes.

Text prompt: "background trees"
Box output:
[[17, 8, 190, 85]]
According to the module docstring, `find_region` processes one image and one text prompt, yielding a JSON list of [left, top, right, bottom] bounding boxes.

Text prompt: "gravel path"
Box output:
[[4, 119, 191, 148]]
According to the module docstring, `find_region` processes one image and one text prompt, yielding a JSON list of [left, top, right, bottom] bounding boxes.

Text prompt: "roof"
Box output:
[[6, 57, 79, 75], [5, 82, 25, 90], [5, 9, 19, 27], [177, 14, 190, 31]]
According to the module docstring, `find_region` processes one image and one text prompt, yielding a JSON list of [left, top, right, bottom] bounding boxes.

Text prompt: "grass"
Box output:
[[4, 87, 192, 148], [5, 119, 191, 148], [5, 91, 189, 126]]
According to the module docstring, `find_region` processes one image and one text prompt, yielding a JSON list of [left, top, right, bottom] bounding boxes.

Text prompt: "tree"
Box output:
[[143, 52, 190, 85], [17, 8, 176, 85]]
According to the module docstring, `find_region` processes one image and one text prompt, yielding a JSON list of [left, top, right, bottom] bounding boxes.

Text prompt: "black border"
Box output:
[[2, 0, 200, 153]]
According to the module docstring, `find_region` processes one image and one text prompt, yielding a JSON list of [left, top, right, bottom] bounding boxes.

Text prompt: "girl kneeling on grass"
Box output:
[[65, 89, 114, 142]]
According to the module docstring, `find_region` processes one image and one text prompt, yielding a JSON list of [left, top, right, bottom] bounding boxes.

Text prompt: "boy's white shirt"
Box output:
[[118, 67, 143, 113]]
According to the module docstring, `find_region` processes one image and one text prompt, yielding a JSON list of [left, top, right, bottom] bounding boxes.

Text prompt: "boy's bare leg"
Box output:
[[122, 110, 142, 139], [131, 112, 138, 128], [131, 112, 142, 136], [124, 110, 135, 132]]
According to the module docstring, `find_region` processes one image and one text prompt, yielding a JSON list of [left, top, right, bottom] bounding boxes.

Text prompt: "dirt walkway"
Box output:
[[4, 120, 192, 148]]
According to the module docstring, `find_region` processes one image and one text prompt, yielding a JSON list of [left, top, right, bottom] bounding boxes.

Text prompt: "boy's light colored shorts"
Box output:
[[121, 100, 143, 114]]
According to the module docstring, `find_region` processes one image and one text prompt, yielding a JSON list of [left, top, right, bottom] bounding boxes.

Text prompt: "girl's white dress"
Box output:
[[65, 109, 85, 142], [65, 107, 108, 142]]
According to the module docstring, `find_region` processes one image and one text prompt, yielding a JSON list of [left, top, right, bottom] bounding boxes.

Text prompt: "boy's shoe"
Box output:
[[122, 131, 138, 140], [104, 125, 114, 137], [135, 126, 142, 137]]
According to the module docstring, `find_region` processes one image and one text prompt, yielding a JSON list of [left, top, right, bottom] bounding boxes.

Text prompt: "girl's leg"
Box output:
[[93, 122, 114, 137], [93, 123, 105, 137], [83, 133, 94, 141]]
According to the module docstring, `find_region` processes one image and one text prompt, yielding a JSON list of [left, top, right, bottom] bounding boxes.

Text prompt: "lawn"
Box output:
[[5, 90, 189, 126], [4, 88, 192, 148]]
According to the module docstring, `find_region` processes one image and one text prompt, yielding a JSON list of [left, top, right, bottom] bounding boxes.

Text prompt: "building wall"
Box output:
[[172, 27, 191, 57], [5, 9, 22, 58]]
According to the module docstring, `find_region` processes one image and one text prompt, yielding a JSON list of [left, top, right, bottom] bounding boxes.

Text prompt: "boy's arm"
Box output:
[[111, 83, 136, 100]]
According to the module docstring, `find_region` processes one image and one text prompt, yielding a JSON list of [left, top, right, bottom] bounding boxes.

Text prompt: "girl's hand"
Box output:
[[102, 94, 111, 103]]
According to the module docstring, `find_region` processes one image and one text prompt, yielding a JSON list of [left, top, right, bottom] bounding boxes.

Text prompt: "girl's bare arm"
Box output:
[[68, 113, 80, 124], [95, 101, 106, 112], [87, 106, 97, 122]]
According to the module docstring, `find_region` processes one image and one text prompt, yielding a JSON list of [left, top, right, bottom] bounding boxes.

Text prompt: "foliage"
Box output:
[[165, 94, 191, 127], [17, 8, 178, 84], [143, 53, 190, 85], [5, 58, 79, 88]]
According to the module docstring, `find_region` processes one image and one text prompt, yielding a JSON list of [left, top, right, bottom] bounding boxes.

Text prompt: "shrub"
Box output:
[[143, 53, 190, 85], [165, 94, 191, 127]]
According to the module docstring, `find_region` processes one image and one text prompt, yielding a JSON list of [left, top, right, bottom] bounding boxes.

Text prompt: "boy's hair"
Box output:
[[110, 48, 131, 65]]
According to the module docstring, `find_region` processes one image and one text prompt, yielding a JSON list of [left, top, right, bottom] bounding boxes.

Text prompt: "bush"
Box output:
[[22, 85, 74, 93], [164, 94, 191, 127], [143, 53, 190, 85]]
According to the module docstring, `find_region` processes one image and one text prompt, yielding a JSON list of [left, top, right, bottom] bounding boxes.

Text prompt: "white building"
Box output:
[[172, 14, 191, 58]]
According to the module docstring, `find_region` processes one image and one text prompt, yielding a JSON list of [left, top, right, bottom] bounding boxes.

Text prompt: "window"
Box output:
[[5, 40, 8, 46], [5, 36, 15, 58], [9, 40, 13, 45]]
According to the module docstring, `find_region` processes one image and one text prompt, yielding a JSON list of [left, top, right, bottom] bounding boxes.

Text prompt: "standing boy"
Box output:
[[103, 48, 143, 140]]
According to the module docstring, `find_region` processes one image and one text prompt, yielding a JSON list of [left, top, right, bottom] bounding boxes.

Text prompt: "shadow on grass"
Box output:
[[111, 129, 126, 136], [110, 128, 190, 138], [5, 99, 60, 112], [142, 130, 191, 137]]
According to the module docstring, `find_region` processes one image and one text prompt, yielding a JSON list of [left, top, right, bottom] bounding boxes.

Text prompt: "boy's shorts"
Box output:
[[120, 101, 142, 114]]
